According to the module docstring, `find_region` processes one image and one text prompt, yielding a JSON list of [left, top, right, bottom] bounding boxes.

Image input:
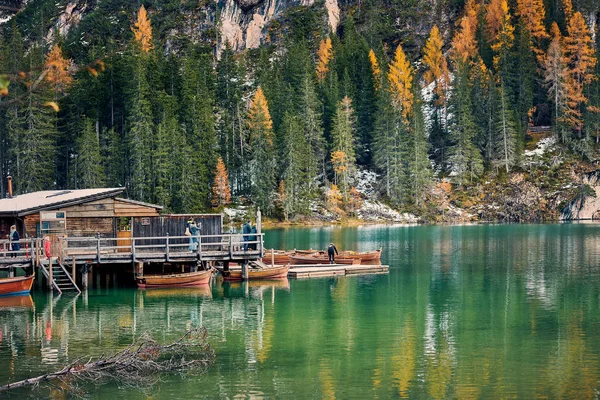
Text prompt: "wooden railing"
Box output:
[[0, 238, 35, 261], [60, 233, 264, 264]]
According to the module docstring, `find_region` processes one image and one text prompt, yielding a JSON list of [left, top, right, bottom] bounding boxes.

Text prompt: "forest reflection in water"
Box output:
[[0, 223, 599, 398]]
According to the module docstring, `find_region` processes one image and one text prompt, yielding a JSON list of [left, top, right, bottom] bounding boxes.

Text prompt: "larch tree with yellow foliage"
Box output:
[[388, 43, 414, 124], [247, 87, 276, 213], [212, 157, 231, 207], [368, 49, 382, 90], [131, 5, 153, 53], [316, 38, 333, 82], [563, 12, 597, 139], [516, 0, 548, 64], [448, 8, 484, 185], [127, 5, 155, 201], [423, 25, 450, 107]]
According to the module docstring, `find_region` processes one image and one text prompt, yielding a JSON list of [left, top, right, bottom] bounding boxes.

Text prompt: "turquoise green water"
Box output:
[[2, 223, 600, 398]]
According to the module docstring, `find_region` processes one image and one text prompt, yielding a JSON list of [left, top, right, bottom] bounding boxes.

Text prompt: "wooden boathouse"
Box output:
[[0, 187, 264, 292]]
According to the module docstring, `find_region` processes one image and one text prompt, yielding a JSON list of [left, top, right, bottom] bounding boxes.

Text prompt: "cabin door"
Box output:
[[40, 211, 67, 258]]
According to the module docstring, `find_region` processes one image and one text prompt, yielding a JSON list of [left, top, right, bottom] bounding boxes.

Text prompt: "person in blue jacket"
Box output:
[[243, 220, 251, 251], [9, 225, 20, 258]]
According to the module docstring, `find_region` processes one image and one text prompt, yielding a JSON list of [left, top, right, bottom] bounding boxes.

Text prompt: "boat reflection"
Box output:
[[0, 294, 34, 310], [138, 285, 213, 299]]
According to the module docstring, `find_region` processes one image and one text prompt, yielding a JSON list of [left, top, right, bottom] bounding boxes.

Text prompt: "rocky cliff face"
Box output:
[[561, 171, 600, 221], [218, 0, 338, 53]]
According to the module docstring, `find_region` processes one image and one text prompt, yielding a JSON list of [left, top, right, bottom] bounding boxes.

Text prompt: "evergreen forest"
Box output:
[[0, 0, 599, 221]]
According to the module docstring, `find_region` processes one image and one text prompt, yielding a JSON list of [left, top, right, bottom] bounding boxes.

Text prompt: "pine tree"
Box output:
[[282, 112, 313, 215], [331, 96, 356, 200], [216, 43, 245, 195], [212, 157, 231, 207], [247, 87, 276, 214], [490, 0, 515, 77], [493, 82, 519, 173], [73, 119, 105, 188], [180, 51, 217, 211], [298, 73, 323, 185], [409, 85, 432, 206], [544, 22, 570, 141]]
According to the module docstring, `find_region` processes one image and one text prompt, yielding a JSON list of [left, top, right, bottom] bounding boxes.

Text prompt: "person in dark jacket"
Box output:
[[9, 225, 20, 258], [327, 243, 338, 264], [249, 225, 257, 250], [243, 220, 251, 251]]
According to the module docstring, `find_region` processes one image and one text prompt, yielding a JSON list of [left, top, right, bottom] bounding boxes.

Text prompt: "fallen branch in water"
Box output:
[[0, 327, 215, 394]]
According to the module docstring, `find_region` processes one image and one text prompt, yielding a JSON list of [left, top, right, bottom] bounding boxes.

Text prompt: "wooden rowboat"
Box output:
[[261, 250, 294, 265], [0, 275, 35, 296], [289, 254, 360, 265], [220, 264, 290, 281], [136, 270, 212, 288], [338, 249, 382, 265]]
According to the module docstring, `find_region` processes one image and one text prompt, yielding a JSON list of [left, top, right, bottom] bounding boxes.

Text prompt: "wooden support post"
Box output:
[[8, 267, 14, 278], [271, 248, 274, 267], [223, 261, 229, 273], [96, 235, 101, 264], [196, 236, 202, 260], [82, 264, 89, 289], [48, 258, 53, 289], [72, 257, 76, 283], [166, 234, 170, 262], [229, 236, 233, 259], [58, 237, 64, 264], [135, 262, 144, 278], [132, 238, 136, 262], [242, 260, 248, 281]]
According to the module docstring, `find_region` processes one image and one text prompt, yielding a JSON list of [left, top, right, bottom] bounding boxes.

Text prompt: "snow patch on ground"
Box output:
[[354, 168, 379, 197], [358, 200, 418, 223], [524, 136, 556, 158]]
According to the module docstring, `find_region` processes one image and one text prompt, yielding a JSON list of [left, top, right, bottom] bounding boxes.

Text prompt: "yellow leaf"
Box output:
[[44, 102, 60, 112], [88, 66, 98, 77]]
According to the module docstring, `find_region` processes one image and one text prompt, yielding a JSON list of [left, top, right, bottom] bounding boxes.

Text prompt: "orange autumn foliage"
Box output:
[[388, 43, 414, 123], [368, 49, 381, 90], [248, 87, 274, 144], [45, 44, 72, 94], [563, 12, 597, 131], [422, 25, 450, 105], [450, 4, 479, 65], [331, 150, 349, 174], [486, 0, 505, 41], [490, 0, 515, 71], [131, 5, 153, 53], [316, 38, 333, 82], [212, 157, 231, 207], [516, 0, 549, 63]]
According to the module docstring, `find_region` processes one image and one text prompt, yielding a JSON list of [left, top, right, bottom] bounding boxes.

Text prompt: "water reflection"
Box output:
[[1, 224, 600, 398]]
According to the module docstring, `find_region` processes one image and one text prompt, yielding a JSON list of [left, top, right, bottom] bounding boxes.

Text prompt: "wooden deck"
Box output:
[[0, 234, 264, 267], [288, 263, 389, 278]]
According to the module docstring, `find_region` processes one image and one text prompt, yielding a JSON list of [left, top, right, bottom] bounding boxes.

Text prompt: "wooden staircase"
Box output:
[[40, 259, 81, 294]]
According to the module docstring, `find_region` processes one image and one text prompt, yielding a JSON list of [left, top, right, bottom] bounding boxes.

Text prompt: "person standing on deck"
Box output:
[[250, 225, 257, 250], [243, 220, 251, 251], [9, 225, 20, 258], [187, 218, 199, 251], [327, 243, 338, 264]]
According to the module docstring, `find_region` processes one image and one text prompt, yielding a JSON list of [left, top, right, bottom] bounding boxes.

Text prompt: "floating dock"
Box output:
[[288, 263, 389, 279]]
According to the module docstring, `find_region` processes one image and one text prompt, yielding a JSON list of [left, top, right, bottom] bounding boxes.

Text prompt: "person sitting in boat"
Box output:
[[327, 243, 338, 264], [9, 225, 20, 258]]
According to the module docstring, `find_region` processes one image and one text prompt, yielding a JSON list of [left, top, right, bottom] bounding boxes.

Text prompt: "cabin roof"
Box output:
[[0, 188, 138, 216]]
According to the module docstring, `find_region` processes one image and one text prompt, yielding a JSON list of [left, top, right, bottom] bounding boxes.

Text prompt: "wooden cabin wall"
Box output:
[[132, 215, 222, 246], [24, 214, 39, 237], [114, 200, 160, 217], [67, 217, 114, 237], [0, 216, 26, 238]]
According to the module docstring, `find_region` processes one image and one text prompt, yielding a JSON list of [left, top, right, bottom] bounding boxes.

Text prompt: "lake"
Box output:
[[1, 223, 600, 398]]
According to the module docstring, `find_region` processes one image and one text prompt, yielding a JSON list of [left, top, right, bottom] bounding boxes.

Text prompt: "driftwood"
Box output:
[[0, 327, 215, 395]]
